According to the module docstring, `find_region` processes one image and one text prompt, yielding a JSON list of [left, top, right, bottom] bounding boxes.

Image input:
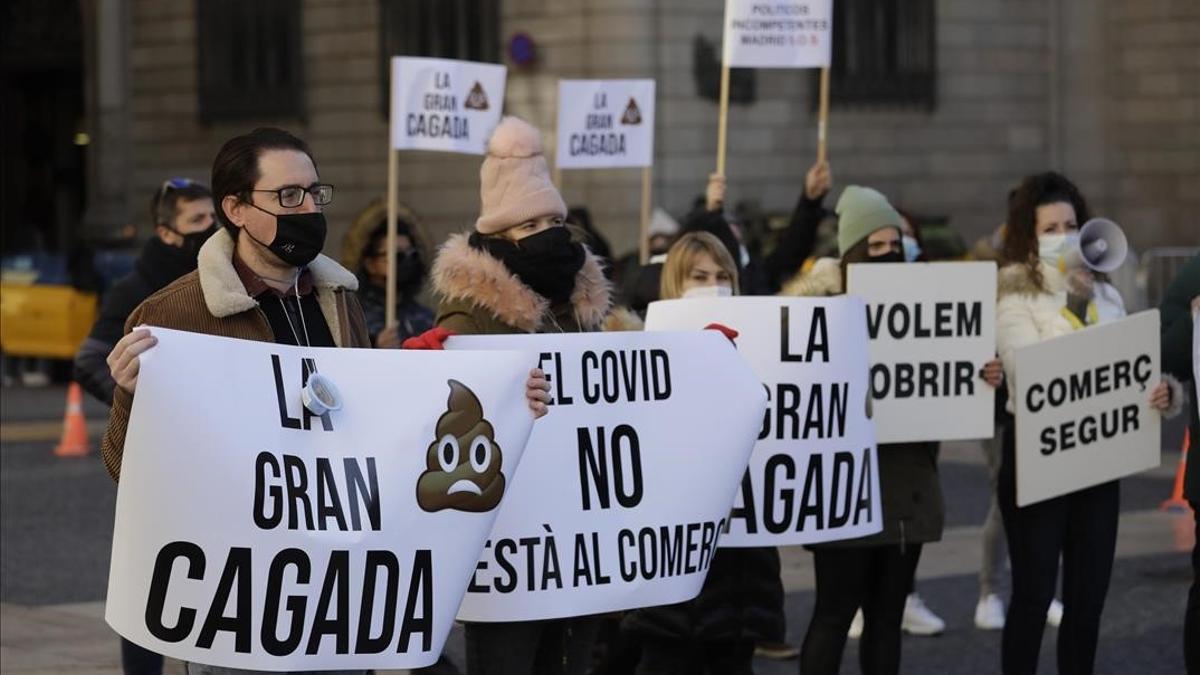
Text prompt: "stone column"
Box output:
[[79, 0, 132, 237]]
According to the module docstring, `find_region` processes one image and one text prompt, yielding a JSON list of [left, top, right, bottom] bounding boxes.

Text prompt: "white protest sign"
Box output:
[[445, 331, 765, 622], [390, 56, 507, 154], [1014, 311, 1162, 506], [645, 297, 882, 547], [106, 328, 535, 671], [723, 0, 833, 69], [555, 79, 656, 169], [847, 262, 997, 443]]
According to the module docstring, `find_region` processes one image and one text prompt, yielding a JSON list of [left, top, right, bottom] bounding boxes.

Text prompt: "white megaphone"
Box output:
[[1071, 218, 1128, 273]]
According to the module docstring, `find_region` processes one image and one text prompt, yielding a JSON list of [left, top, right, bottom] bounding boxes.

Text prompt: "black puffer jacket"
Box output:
[[73, 238, 198, 404], [823, 441, 944, 548], [621, 546, 785, 643], [356, 275, 434, 345]]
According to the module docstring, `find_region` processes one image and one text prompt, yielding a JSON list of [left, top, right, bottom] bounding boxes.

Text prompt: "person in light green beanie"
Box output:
[[800, 183, 956, 675], [836, 185, 905, 258], [833, 185, 906, 293]]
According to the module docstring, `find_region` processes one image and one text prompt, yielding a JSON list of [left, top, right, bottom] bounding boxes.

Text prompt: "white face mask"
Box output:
[[682, 284, 733, 299], [1038, 232, 1079, 269], [902, 235, 922, 263]]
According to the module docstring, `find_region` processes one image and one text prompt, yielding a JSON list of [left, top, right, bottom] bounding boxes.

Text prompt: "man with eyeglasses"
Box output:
[[75, 178, 216, 406], [97, 127, 550, 674], [100, 127, 369, 474], [99, 127, 373, 675]]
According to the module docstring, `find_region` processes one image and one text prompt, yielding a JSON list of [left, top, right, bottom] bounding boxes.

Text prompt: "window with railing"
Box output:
[[813, 0, 936, 110], [379, 0, 501, 115], [196, 0, 305, 122]]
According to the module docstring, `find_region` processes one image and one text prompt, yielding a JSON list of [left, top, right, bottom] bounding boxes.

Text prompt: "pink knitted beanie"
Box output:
[[475, 116, 567, 235]]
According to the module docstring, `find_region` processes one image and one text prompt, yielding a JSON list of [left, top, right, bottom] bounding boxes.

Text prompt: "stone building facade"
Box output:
[[80, 0, 1198, 261]]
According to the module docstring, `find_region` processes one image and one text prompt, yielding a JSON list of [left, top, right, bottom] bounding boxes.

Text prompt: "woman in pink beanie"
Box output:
[[428, 116, 612, 674], [430, 115, 611, 337]]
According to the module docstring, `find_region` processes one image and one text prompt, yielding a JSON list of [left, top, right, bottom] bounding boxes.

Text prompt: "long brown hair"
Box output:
[[660, 232, 740, 300], [1002, 172, 1093, 291]]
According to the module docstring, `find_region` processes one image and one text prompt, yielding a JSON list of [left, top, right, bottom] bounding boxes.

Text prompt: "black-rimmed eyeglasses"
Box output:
[[251, 183, 334, 208]]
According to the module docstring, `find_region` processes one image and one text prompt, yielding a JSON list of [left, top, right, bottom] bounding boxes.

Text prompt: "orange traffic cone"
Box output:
[[54, 382, 91, 458], [1160, 428, 1190, 513]]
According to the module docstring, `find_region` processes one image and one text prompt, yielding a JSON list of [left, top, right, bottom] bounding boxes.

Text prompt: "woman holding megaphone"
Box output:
[[995, 171, 1181, 674]]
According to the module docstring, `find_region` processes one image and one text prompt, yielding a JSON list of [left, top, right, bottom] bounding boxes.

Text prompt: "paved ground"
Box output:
[[2, 384, 1194, 674]]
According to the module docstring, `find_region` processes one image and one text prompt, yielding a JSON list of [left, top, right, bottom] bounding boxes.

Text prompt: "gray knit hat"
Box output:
[[836, 185, 902, 256]]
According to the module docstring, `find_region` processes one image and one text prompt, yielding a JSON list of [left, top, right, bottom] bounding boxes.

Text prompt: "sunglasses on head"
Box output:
[[158, 177, 195, 200], [154, 177, 198, 225]]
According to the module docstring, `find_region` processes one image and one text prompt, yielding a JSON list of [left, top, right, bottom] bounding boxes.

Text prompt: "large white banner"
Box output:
[[646, 297, 882, 547], [446, 331, 766, 622], [390, 56, 507, 154], [106, 328, 536, 671], [847, 262, 997, 443], [1014, 311, 1162, 506], [723, 0, 833, 69], [555, 79, 656, 170]]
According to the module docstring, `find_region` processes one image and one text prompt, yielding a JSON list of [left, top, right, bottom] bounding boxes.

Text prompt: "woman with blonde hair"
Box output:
[[620, 231, 784, 675], [659, 231, 739, 299]]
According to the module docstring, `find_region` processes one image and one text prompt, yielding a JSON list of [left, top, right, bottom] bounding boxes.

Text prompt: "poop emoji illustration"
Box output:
[[416, 380, 506, 512], [464, 82, 490, 111], [620, 97, 642, 125]]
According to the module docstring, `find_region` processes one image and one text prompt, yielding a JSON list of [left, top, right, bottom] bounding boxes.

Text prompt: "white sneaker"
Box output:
[[902, 593, 946, 636], [847, 608, 864, 639], [974, 594, 1006, 630], [1046, 598, 1063, 627]]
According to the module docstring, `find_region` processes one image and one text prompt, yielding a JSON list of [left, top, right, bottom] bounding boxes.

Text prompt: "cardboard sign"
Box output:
[[847, 262, 998, 443], [645, 297, 882, 547], [446, 331, 766, 622], [106, 329, 535, 670], [390, 56, 507, 155], [555, 79, 656, 169], [722, 0, 833, 69], [1014, 311, 1162, 506]]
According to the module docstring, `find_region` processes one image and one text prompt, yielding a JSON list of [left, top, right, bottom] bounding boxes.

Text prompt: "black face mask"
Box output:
[[470, 227, 585, 305], [166, 224, 217, 261], [142, 236, 200, 288], [867, 250, 904, 264], [245, 203, 327, 267], [394, 251, 425, 295]]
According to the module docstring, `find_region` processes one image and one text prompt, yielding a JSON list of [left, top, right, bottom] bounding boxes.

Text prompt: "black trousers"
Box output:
[[799, 544, 923, 675], [997, 424, 1119, 675], [1187, 502, 1200, 675], [121, 638, 163, 675], [464, 618, 600, 675], [634, 637, 755, 675]]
